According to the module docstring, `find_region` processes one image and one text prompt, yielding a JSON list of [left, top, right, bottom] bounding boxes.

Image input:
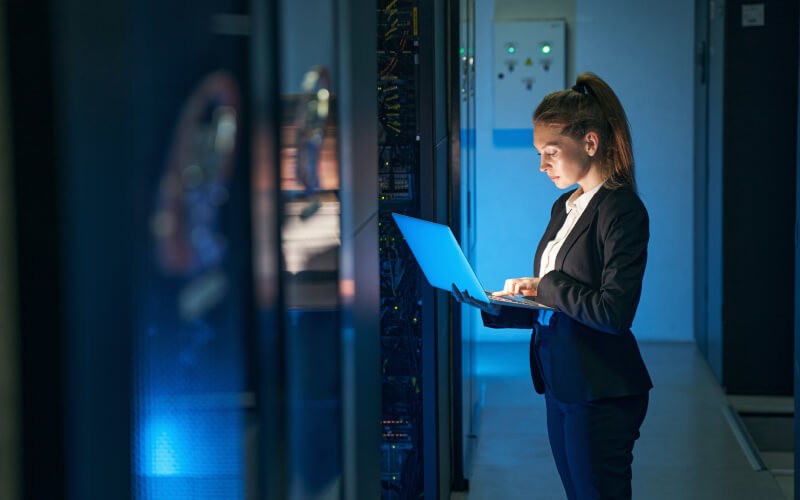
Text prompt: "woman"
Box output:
[[454, 72, 652, 499]]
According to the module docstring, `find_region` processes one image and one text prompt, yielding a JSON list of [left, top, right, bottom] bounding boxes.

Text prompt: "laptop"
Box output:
[[391, 213, 553, 311]]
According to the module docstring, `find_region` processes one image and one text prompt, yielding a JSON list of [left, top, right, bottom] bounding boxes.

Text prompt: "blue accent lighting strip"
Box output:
[[492, 129, 532, 148]]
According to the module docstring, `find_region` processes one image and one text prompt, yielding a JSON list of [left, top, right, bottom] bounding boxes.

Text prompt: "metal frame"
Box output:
[[335, 0, 381, 497], [693, 0, 709, 359], [447, 0, 468, 490], [418, 0, 451, 497], [795, 4, 800, 488], [0, 4, 22, 499], [249, 0, 288, 498]]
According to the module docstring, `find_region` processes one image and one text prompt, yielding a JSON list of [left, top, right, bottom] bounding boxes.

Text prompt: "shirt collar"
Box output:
[[566, 182, 604, 212]]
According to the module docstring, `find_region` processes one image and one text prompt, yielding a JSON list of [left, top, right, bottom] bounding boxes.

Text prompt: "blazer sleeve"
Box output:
[[536, 193, 649, 334]]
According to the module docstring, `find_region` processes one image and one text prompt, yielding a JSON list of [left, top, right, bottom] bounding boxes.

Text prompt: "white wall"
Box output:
[[473, 0, 695, 341]]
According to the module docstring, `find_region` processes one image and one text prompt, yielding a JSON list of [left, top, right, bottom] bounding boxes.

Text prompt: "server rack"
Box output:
[[696, 0, 798, 395], [377, 0, 457, 497]]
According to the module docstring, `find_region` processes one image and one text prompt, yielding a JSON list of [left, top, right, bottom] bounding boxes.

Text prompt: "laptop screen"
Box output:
[[391, 213, 489, 303]]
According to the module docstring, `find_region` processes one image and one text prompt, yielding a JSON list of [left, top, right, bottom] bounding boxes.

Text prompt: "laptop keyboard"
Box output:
[[487, 292, 531, 305]]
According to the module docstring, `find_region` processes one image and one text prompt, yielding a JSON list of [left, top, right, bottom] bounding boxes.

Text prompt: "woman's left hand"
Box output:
[[493, 277, 541, 297], [451, 284, 501, 316]]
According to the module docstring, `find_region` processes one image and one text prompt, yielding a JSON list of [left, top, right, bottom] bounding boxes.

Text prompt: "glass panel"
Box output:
[[459, 0, 479, 475], [460, 0, 476, 260], [278, 0, 343, 497], [131, 4, 250, 498]]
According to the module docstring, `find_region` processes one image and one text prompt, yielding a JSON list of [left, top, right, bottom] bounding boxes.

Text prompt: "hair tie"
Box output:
[[571, 83, 589, 96]]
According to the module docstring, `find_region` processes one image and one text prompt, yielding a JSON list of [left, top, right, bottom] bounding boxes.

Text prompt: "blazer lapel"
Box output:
[[554, 186, 611, 271], [534, 203, 568, 276]]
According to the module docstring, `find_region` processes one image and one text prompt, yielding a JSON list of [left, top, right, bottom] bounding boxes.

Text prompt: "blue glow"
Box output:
[[140, 416, 184, 476], [137, 408, 244, 476], [153, 432, 178, 476], [135, 397, 245, 499]]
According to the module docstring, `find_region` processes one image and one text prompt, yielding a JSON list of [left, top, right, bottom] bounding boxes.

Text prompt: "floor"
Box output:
[[452, 341, 792, 500]]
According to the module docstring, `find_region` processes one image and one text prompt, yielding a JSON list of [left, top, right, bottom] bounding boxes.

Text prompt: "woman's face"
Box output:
[[533, 121, 596, 190]]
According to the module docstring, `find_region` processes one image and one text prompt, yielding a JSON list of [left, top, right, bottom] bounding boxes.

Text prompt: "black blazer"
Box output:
[[483, 185, 653, 403]]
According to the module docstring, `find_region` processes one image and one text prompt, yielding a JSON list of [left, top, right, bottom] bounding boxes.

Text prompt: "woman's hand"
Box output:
[[451, 284, 500, 316], [493, 277, 541, 297]]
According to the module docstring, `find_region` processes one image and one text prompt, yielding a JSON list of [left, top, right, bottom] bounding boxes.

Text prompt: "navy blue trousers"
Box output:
[[544, 391, 648, 500]]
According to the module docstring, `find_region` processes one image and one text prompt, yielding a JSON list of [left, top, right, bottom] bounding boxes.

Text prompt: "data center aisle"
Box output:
[[452, 342, 791, 500]]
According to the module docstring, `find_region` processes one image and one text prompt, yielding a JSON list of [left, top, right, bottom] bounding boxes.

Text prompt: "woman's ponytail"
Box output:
[[534, 72, 636, 191]]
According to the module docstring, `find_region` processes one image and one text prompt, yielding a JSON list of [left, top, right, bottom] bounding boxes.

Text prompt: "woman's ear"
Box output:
[[584, 131, 599, 158]]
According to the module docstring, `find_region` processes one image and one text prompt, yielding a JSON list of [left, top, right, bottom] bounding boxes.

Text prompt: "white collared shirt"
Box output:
[[539, 182, 604, 277]]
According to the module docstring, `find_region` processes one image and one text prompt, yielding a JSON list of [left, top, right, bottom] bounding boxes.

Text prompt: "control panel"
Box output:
[[492, 20, 565, 147]]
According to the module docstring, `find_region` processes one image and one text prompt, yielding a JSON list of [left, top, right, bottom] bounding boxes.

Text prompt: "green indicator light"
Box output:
[[459, 47, 465, 55], [541, 44, 552, 55], [506, 44, 516, 55]]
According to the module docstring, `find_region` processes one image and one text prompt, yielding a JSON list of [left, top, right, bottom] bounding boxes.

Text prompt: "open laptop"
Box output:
[[391, 213, 553, 311]]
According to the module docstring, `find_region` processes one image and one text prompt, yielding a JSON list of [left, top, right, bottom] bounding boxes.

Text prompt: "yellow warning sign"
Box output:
[[525, 58, 533, 66]]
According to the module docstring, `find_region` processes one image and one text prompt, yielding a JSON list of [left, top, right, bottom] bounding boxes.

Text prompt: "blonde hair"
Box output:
[[533, 72, 635, 190]]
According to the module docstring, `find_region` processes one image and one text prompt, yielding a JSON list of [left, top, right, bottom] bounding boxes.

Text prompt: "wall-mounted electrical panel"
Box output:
[[492, 19, 565, 147]]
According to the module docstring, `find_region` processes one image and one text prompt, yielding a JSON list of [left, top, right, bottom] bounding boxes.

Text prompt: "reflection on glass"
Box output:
[[134, 71, 247, 499], [280, 64, 342, 500]]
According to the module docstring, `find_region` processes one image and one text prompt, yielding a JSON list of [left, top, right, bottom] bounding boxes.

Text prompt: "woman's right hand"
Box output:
[[451, 284, 500, 316], [493, 277, 540, 297]]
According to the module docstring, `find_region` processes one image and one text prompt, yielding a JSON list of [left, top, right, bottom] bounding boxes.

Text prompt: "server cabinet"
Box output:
[[698, 0, 799, 395], [377, 0, 458, 497]]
